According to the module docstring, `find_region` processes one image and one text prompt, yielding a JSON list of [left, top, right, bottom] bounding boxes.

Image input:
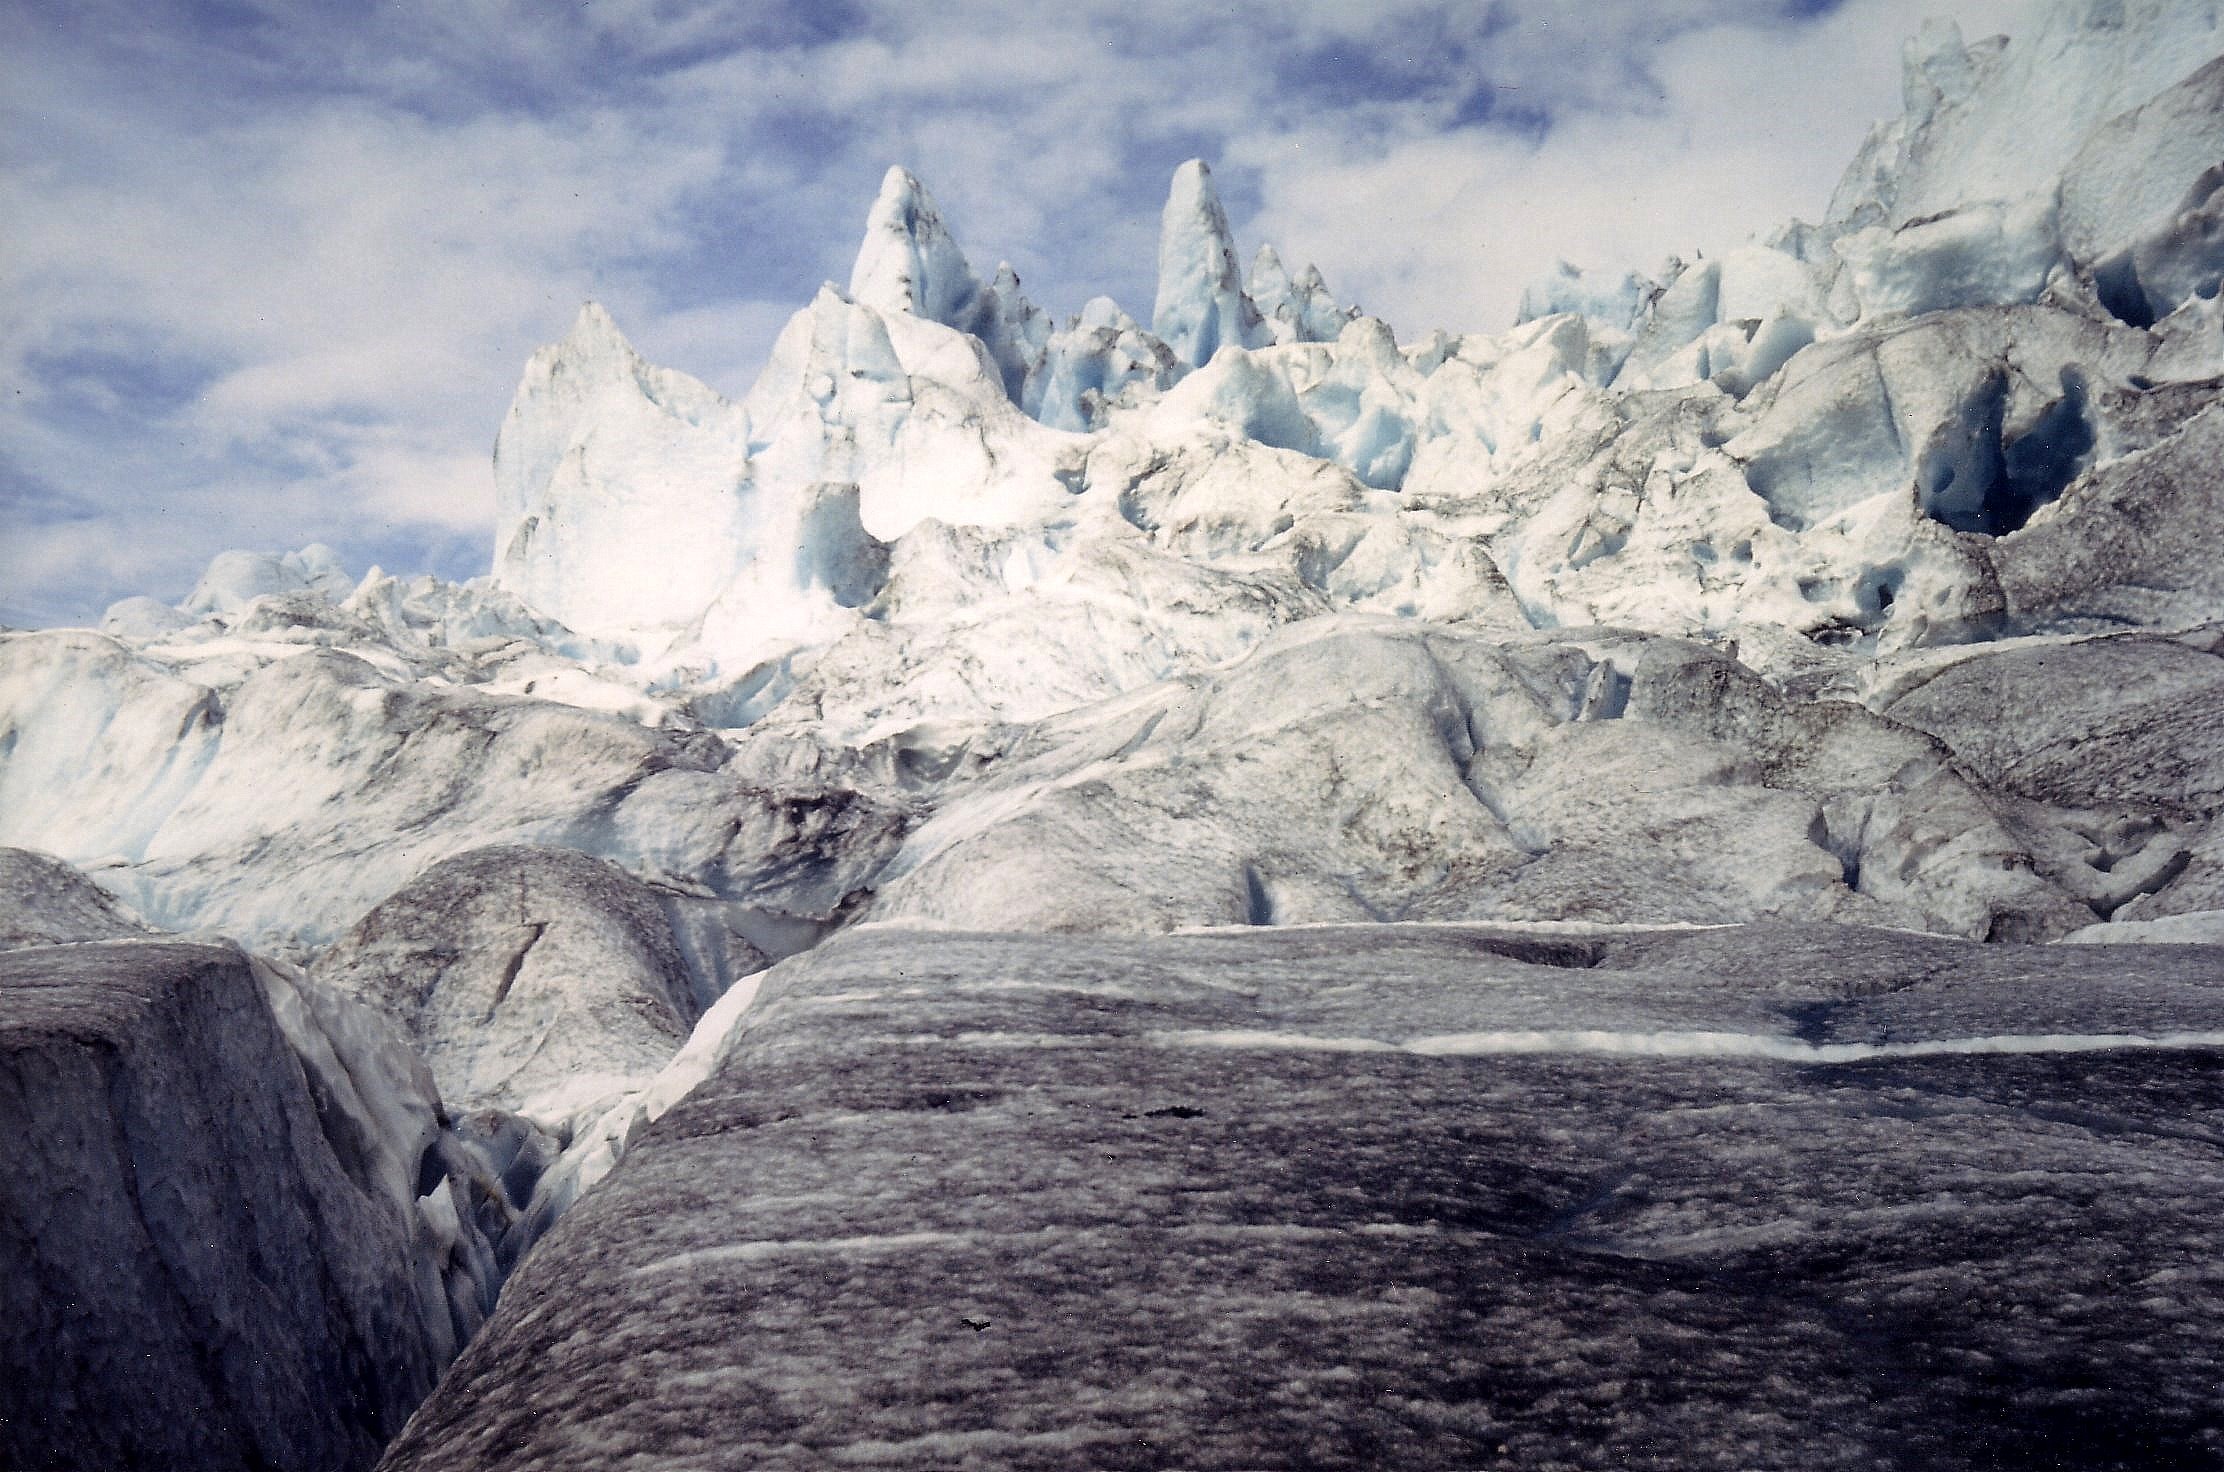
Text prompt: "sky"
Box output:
[[2, 0, 2036, 628]]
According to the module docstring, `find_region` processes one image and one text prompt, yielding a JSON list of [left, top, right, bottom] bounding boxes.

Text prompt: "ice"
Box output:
[[853, 619, 2095, 940], [378, 922, 2224, 1472], [1166, 1025, 2224, 1061], [1151, 159, 1271, 370], [1516, 260, 1652, 332], [39, 18, 2224, 949], [312, 844, 703, 1122], [1146, 343, 1322, 459], [489, 276, 1075, 677], [2060, 55, 2224, 298], [17, 12, 2224, 1464], [0, 936, 522, 1470], [1246, 244, 1357, 345], [1827, 3, 2224, 236], [0, 631, 223, 870], [734, 285, 1075, 577], [2064, 908, 2224, 944], [849, 167, 989, 330], [492, 303, 756, 645], [251, 952, 506, 1349], [1026, 296, 1181, 431], [0, 847, 152, 947], [181, 543, 353, 617], [459, 26, 2223, 703], [849, 166, 1049, 403], [1, 0, 2222, 1280], [2106, 171, 2224, 329], [0, 617, 898, 956], [98, 595, 192, 639], [1834, 193, 2063, 319]]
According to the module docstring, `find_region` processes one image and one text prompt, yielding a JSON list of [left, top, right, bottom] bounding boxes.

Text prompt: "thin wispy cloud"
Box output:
[[2, 0, 2037, 626]]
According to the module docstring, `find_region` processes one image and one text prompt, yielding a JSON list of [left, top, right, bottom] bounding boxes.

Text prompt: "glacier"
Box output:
[[5, 2, 2224, 1468], [14, 0, 2224, 957]]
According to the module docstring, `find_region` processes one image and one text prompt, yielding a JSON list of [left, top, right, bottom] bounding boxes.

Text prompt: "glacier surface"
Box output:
[[5, 3, 2224, 1467]]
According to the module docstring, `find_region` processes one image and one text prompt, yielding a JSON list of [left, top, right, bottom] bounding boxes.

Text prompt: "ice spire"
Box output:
[[1247, 244, 1356, 344], [558, 299, 637, 362], [1152, 159, 1268, 369], [849, 166, 985, 324], [845, 166, 1047, 402]]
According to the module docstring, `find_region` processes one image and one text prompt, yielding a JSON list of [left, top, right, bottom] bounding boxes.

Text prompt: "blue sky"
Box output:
[[2, 0, 2033, 626]]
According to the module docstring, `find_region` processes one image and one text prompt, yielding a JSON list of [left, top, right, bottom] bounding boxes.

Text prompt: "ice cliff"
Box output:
[[0, 900, 522, 1472]]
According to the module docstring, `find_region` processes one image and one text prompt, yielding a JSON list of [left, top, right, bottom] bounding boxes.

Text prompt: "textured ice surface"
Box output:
[[0, 847, 153, 948], [378, 923, 2224, 1472], [180, 544, 354, 617], [0, 942, 495, 1472], [855, 618, 2129, 941], [0, 620, 908, 956], [458, 15, 2224, 691], [313, 845, 705, 1122], [492, 304, 761, 643]]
